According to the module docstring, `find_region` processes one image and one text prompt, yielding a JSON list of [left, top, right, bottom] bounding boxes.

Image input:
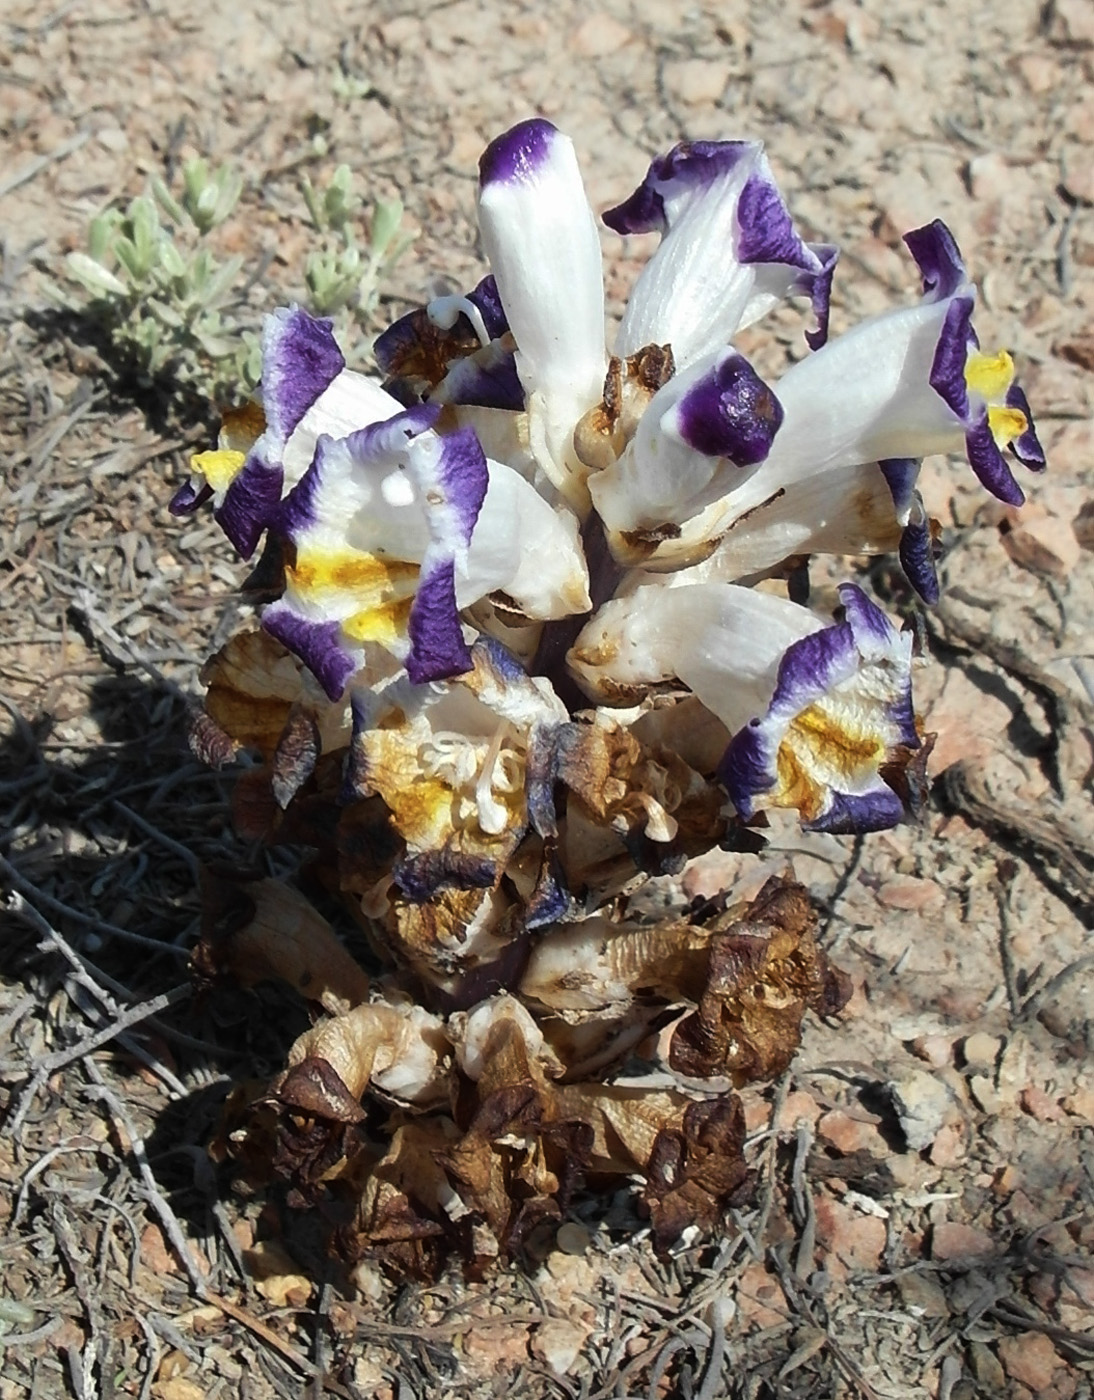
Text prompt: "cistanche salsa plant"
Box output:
[[173, 120, 1044, 1276]]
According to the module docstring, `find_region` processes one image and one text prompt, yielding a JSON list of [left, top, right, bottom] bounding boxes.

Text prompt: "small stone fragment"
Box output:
[[968, 1340, 1006, 1393], [1063, 1265, 1094, 1309], [925, 668, 1012, 775], [1062, 146, 1094, 205], [1019, 1086, 1063, 1122], [570, 14, 632, 56], [1062, 1087, 1094, 1121], [961, 1032, 1001, 1070], [532, 1319, 591, 1376], [928, 1122, 966, 1167], [152, 1381, 206, 1400], [814, 1196, 887, 1271], [911, 1034, 953, 1068], [776, 1089, 822, 1134], [817, 1109, 886, 1157], [968, 1076, 1001, 1115], [967, 152, 1010, 201], [1016, 54, 1059, 95], [662, 58, 730, 106], [742, 1092, 771, 1136], [931, 1221, 996, 1261], [1050, 0, 1094, 46], [877, 876, 944, 911], [997, 1332, 1060, 1392], [889, 1069, 955, 1151], [735, 1260, 785, 1328], [897, 1271, 950, 1317]]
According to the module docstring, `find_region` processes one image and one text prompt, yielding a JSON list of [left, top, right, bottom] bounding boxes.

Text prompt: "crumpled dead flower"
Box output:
[[199, 871, 848, 1276]]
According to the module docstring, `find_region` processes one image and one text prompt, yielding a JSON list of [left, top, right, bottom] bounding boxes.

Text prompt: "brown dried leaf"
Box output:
[[271, 705, 321, 808], [556, 717, 726, 893], [553, 1083, 705, 1174], [279, 1000, 450, 1107], [187, 707, 240, 769], [438, 1007, 592, 1266], [348, 1120, 457, 1278], [520, 912, 712, 1015], [200, 627, 352, 764], [388, 885, 529, 1003], [276, 1056, 367, 1124], [201, 628, 308, 758], [539, 1006, 670, 1081], [243, 1240, 314, 1307]]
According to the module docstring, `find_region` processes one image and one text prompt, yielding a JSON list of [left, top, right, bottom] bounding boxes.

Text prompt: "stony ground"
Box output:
[[2, 0, 1094, 1396]]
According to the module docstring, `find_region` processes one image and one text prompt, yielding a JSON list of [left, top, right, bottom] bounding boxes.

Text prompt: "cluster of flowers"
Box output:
[[177, 121, 1043, 1272]]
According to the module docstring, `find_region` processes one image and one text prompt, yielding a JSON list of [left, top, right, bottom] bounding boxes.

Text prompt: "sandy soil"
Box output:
[[2, 0, 1094, 1396]]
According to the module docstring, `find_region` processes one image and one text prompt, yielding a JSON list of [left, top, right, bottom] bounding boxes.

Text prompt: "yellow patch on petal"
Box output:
[[964, 349, 1014, 402], [364, 728, 455, 849], [342, 596, 415, 646], [773, 702, 887, 822], [387, 778, 455, 849], [287, 550, 419, 608], [190, 448, 247, 493], [987, 404, 1028, 448]]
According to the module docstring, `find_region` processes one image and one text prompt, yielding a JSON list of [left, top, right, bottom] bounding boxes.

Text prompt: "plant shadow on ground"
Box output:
[[1, 663, 402, 1290], [20, 303, 225, 439]]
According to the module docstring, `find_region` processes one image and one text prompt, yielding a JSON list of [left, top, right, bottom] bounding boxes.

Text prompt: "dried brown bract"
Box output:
[[193, 871, 370, 1014]]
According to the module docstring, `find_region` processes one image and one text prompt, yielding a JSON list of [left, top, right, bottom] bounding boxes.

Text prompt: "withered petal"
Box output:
[[194, 873, 371, 1015], [668, 876, 851, 1084]]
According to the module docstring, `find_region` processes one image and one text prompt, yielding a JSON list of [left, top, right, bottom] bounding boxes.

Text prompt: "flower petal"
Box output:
[[568, 580, 825, 721], [718, 583, 919, 832], [176, 309, 349, 557], [477, 119, 607, 504], [880, 458, 939, 603], [374, 275, 522, 411], [262, 305, 347, 450], [262, 608, 359, 701], [466, 462, 591, 619], [607, 141, 836, 366], [590, 347, 783, 540], [263, 407, 489, 697], [1006, 384, 1046, 472], [903, 219, 968, 301]]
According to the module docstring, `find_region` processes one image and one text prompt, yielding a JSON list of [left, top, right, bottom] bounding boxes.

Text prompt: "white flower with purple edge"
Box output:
[[174, 116, 1045, 844], [567, 581, 917, 834]]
